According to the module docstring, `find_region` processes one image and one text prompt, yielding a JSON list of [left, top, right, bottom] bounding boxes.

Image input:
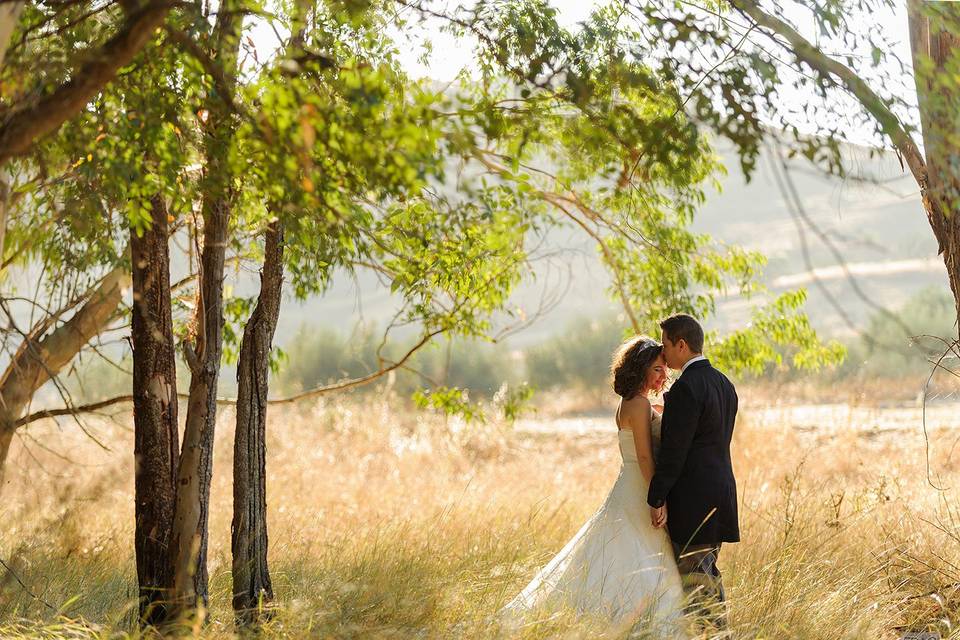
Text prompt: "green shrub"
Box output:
[[524, 314, 628, 392]]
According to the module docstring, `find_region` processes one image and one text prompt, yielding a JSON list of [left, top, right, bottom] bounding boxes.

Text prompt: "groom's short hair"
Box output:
[[660, 314, 704, 353]]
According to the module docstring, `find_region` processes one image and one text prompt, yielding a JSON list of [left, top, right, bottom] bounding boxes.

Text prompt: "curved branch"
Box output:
[[0, 0, 174, 164], [471, 150, 642, 331], [267, 329, 445, 404], [15, 329, 448, 427], [539, 193, 641, 333], [14, 393, 134, 428], [0, 266, 129, 428], [726, 0, 942, 244]]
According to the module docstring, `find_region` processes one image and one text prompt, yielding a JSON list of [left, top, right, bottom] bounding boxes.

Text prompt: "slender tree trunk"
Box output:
[[169, 200, 228, 616], [169, 3, 242, 617], [232, 220, 284, 625], [908, 1, 960, 333], [130, 195, 180, 626]]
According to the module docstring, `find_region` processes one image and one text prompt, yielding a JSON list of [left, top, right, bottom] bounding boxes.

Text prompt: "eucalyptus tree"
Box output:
[[51, 26, 203, 623], [0, 0, 177, 489], [3, 0, 234, 616], [225, 2, 461, 619], [395, 0, 843, 370], [167, 0, 246, 618]]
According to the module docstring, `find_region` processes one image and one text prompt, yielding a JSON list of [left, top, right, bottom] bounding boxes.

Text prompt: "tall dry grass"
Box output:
[[0, 391, 958, 638]]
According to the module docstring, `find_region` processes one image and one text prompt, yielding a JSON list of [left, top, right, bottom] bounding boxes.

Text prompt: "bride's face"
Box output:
[[646, 353, 667, 394]]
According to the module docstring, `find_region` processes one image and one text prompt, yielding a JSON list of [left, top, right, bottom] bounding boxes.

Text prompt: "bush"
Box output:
[[274, 323, 383, 394], [837, 287, 957, 380], [275, 325, 520, 399], [524, 314, 630, 393]]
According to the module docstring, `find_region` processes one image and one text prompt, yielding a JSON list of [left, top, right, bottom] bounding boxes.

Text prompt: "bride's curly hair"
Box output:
[[610, 336, 663, 400]]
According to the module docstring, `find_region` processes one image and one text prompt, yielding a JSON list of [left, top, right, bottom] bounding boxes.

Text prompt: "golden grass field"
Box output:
[[1, 387, 959, 639]]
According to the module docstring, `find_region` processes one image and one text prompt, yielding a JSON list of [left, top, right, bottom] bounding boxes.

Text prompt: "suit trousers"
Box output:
[[672, 542, 726, 628]]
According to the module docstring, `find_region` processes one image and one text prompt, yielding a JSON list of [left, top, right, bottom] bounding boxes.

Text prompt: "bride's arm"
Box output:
[[622, 397, 657, 485]]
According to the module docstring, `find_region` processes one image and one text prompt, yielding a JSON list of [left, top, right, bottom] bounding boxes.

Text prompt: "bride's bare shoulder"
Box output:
[[618, 395, 651, 426]]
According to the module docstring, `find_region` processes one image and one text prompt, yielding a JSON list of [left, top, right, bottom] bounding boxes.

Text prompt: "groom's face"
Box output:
[[660, 330, 683, 370]]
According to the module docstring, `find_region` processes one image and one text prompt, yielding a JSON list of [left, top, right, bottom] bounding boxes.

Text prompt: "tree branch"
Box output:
[[727, 0, 943, 248], [0, 266, 129, 422], [471, 149, 643, 331], [13, 393, 135, 428], [14, 329, 448, 427], [0, 0, 174, 164]]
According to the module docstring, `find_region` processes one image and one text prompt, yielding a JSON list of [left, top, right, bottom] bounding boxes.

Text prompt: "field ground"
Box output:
[[1, 386, 959, 638]]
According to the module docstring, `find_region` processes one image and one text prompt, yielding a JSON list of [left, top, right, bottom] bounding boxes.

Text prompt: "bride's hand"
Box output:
[[652, 404, 664, 414]]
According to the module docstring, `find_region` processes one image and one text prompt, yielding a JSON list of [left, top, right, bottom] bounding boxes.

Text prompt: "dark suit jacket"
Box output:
[[647, 358, 740, 547]]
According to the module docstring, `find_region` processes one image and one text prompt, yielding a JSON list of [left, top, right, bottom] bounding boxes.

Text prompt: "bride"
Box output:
[[500, 336, 685, 635]]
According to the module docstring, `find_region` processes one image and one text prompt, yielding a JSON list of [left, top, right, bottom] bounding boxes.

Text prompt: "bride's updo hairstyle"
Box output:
[[611, 336, 663, 400]]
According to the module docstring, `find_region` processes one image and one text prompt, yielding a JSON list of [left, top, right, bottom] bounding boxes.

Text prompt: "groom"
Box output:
[[647, 313, 739, 626]]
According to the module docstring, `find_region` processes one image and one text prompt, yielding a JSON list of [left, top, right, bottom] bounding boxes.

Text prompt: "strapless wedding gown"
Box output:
[[500, 412, 685, 635]]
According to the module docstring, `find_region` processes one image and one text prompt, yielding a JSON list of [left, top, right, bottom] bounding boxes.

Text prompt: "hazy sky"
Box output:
[[389, 0, 605, 79], [246, 1, 918, 145], [392, 1, 912, 83]]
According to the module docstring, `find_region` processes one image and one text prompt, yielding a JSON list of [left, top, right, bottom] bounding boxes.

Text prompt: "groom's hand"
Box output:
[[650, 505, 667, 528]]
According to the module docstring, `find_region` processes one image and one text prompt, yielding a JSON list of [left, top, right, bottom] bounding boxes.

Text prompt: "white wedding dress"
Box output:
[[500, 409, 685, 636]]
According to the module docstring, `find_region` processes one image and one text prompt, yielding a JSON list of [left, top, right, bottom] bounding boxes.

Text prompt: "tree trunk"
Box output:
[[130, 195, 180, 626], [169, 6, 242, 616], [232, 220, 284, 625], [169, 199, 229, 617], [0, 2, 25, 70], [908, 1, 960, 333], [0, 428, 13, 491], [0, 264, 129, 482]]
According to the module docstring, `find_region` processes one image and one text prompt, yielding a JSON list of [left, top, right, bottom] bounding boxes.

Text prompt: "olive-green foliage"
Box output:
[[711, 290, 847, 377], [6, 0, 847, 426]]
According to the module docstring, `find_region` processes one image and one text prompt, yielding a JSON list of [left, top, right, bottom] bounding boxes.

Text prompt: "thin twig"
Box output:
[[0, 556, 57, 612]]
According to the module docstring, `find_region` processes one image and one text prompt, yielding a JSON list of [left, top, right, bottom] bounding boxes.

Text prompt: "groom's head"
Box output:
[[659, 314, 703, 370]]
